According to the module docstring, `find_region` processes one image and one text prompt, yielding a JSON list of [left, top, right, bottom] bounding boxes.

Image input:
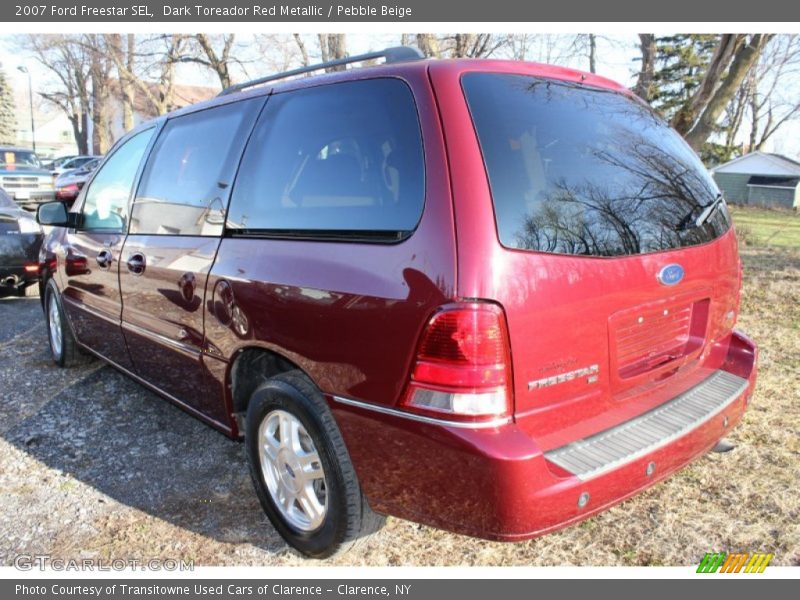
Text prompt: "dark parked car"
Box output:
[[54, 158, 101, 205], [42, 155, 76, 171], [0, 187, 42, 297], [0, 146, 56, 210], [36, 48, 757, 558], [50, 155, 101, 179]]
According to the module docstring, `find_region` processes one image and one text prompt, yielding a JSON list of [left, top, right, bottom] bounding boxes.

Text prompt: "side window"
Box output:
[[130, 99, 262, 236], [227, 78, 425, 238], [81, 129, 154, 231]]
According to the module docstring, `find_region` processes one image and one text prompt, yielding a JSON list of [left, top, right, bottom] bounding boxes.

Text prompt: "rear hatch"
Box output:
[[458, 71, 740, 449]]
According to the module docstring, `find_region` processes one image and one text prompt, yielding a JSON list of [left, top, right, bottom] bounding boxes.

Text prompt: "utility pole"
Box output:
[[17, 65, 36, 154]]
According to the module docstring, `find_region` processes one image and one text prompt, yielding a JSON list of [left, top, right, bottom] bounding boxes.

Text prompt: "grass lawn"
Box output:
[[729, 205, 800, 248]]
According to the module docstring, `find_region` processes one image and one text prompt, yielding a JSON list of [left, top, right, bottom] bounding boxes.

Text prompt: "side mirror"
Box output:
[[37, 201, 73, 227]]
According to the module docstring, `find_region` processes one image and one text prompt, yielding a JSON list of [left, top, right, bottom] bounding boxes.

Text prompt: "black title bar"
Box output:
[[4, 0, 800, 22]]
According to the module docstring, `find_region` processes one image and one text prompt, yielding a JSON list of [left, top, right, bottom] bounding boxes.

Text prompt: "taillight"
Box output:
[[401, 302, 513, 421], [56, 184, 79, 200]]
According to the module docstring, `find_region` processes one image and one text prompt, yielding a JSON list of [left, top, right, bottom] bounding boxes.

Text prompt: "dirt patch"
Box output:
[[0, 243, 798, 566]]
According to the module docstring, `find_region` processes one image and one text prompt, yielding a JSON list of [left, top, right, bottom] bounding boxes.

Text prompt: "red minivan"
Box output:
[[36, 47, 757, 558]]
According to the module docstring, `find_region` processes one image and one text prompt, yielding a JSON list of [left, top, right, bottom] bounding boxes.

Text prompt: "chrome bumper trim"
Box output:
[[332, 396, 512, 429], [544, 370, 749, 481]]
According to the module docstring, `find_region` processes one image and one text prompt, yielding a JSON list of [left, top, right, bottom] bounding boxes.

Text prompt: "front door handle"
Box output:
[[96, 249, 113, 268], [127, 252, 146, 275]]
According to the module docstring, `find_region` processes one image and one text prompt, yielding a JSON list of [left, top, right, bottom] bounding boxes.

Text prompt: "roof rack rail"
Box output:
[[218, 46, 425, 97]]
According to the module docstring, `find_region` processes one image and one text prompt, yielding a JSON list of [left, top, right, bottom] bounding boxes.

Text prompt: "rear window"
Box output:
[[462, 73, 731, 257], [226, 78, 425, 241]]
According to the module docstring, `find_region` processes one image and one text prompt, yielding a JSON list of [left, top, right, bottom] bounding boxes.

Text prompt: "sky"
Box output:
[[2, 33, 799, 159]]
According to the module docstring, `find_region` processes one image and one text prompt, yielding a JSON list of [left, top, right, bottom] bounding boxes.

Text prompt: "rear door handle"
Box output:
[[127, 252, 146, 275], [96, 249, 113, 268]]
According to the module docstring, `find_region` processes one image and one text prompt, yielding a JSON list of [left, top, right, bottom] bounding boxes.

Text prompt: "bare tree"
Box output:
[[412, 34, 509, 59], [634, 34, 657, 102], [253, 34, 306, 74], [721, 72, 752, 156], [26, 34, 91, 154], [193, 34, 235, 89], [682, 34, 772, 151], [747, 35, 800, 150], [106, 34, 136, 133], [507, 34, 535, 61], [672, 35, 745, 136], [507, 34, 586, 64], [84, 35, 113, 154], [293, 33, 310, 67], [108, 34, 188, 116], [567, 34, 599, 73], [318, 34, 347, 70], [416, 34, 441, 58], [452, 34, 507, 58], [172, 34, 242, 89]]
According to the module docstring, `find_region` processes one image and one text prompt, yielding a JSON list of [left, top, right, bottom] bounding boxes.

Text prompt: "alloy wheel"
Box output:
[[48, 294, 63, 357], [258, 409, 328, 531]]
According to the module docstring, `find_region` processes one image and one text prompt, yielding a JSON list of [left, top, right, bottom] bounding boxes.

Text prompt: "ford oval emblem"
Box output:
[[657, 264, 685, 286]]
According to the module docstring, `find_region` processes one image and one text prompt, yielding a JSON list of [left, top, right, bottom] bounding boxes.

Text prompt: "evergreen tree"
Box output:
[[0, 65, 17, 145], [651, 35, 718, 120]]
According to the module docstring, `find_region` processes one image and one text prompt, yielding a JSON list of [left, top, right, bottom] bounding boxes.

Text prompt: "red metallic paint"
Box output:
[[203, 67, 457, 418], [119, 235, 224, 423], [332, 330, 756, 539], [38, 58, 758, 542], [56, 229, 135, 371]]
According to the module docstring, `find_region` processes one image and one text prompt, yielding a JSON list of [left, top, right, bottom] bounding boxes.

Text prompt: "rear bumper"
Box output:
[[0, 264, 39, 291], [331, 329, 757, 540]]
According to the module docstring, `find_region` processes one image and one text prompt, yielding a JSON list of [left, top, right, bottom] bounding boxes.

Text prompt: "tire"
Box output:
[[245, 370, 385, 558], [44, 279, 91, 367]]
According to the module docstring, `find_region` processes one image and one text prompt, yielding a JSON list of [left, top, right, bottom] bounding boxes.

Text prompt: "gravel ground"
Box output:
[[0, 295, 294, 566], [0, 243, 798, 567]]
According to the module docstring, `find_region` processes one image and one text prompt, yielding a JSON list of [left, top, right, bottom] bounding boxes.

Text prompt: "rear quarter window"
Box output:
[[131, 98, 262, 236], [462, 73, 731, 257], [226, 78, 425, 241]]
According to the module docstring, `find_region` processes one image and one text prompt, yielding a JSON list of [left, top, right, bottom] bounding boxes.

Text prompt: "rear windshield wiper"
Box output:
[[694, 193, 725, 228]]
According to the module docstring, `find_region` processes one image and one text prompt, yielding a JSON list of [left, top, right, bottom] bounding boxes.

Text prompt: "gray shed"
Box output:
[[712, 151, 800, 210]]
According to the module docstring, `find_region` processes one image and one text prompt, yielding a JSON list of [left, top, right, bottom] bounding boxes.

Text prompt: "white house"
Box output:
[[712, 151, 800, 210]]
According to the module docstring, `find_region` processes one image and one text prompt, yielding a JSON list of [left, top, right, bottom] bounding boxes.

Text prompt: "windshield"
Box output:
[[1, 149, 41, 169], [462, 73, 731, 257]]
